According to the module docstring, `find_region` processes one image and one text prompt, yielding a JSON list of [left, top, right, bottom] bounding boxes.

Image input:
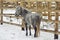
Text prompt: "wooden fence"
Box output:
[[1, 0, 60, 39]]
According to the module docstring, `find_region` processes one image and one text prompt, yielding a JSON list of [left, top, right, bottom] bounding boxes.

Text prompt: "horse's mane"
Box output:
[[21, 7, 31, 13]]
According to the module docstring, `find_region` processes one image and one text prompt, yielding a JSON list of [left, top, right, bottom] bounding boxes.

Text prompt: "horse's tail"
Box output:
[[36, 16, 41, 36]]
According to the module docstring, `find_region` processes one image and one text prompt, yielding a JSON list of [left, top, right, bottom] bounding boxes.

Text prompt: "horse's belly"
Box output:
[[25, 17, 36, 26]]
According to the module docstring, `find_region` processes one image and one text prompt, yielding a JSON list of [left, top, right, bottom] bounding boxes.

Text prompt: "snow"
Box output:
[[3, 16, 22, 25], [0, 23, 60, 40], [3, 9, 15, 14], [0, 23, 54, 40]]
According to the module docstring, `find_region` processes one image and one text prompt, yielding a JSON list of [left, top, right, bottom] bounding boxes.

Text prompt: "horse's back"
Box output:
[[25, 13, 41, 25]]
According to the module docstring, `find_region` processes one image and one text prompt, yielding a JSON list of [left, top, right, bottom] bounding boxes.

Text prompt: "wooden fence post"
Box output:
[[54, 12, 58, 40], [1, 0, 3, 25]]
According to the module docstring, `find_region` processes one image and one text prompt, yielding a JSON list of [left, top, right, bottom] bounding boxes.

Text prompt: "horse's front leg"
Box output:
[[21, 20, 25, 31], [25, 23, 28, 36], [29, 25, 31, 36]]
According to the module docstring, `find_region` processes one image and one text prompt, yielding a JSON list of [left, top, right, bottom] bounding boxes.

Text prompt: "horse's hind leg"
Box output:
[[25, 23, 28, 36], [29, 25, 31, 36], [36, 23, 40, 36], [33, 25, 37, 37]]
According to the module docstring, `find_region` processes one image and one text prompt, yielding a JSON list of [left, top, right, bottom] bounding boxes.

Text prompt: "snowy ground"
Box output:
[[0, 23, 60, 40], [0, 23, 58, 40], [0, 9, 60, 40]]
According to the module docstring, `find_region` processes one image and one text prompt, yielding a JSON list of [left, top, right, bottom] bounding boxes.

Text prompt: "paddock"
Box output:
[[0, 0, 60, 40]]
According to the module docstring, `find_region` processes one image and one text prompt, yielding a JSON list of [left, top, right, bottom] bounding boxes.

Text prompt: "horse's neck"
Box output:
[[22, 11, 30, 18]]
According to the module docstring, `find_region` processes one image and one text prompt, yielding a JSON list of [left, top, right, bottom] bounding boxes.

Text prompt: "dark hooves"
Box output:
[[26, 33, 28, 36], [34, 34, 37, 37], [1, 23, 3, 25], [29, 33, 31, 36], [34, 35, 37, 37], [21, 27, 25, 31]]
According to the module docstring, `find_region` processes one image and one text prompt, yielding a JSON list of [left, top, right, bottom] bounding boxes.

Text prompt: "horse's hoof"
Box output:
[[1, 23, 3, 25], [22, 27, 25, 31], [26, 34, 28, 36], [29, 33, 31, 36], [34, 34, 37, 37], [34, 35, 37, 37]]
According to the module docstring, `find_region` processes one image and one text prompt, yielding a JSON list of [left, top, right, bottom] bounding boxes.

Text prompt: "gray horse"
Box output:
[[15, 6, 42, 37]]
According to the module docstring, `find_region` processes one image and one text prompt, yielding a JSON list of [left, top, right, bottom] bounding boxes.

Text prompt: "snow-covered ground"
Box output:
[[0, 23, 58, 40], [0, 9, 60, 40]]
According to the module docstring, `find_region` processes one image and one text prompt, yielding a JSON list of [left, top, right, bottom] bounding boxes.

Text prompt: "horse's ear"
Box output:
[[20, 7, 23, 14]]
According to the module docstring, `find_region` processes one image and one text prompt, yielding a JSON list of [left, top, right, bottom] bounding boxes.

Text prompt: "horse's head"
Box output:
[[15, 6, 28, 17], [15, 6, 22, 17]]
